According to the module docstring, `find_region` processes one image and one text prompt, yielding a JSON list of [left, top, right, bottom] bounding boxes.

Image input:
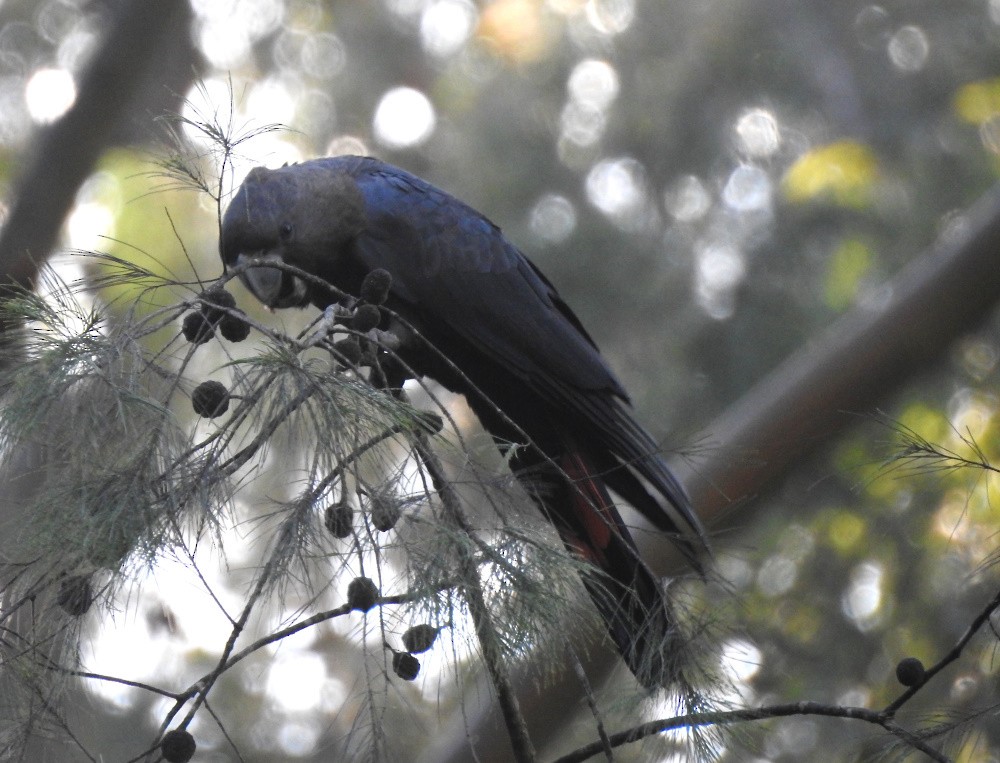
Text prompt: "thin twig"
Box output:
[[552, 701, 949, 763], [555, 582, 1000, 762], [217, 585, 448, 674], [883, 584, 1000, 716], [69, 671, 180, 699], [570, 649, 612, 762], [409, 426, 537, 763]]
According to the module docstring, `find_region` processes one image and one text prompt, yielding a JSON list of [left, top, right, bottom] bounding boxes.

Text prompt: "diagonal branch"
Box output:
[[408, 422, 537, 763]]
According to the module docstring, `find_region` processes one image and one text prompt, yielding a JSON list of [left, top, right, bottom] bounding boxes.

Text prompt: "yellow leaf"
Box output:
[[824, 238, 873, 310], [954, 77, 1000, 125], [783, 140, 878, 207], [827, 510, 866, 554]]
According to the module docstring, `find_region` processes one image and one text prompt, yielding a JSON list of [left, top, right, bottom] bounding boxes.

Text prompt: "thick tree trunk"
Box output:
[[0, 3, 197, 760]]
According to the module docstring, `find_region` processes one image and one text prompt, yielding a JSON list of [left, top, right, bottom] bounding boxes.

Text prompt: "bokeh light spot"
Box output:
[[695, 243, 746, 320], [478, 0, 549, 63], [265, 651, 329, 712], [421, 0, 478, 57], [854, 5, 892, 50], [373, 87, 437, 149], [560, 100, 606, 146], [950, 674, 980, 704], [327, 134, 370, 156], [757, 554, 798, 597], [734, 108, 780, 157], [887, 25, 929, 72], [301, 32, 346, 78], [386, 0, 427, 19], [25, 67, 75, 124], [722, 164, 772, 213], [955, 337, 1000, 381], [530, 193, 577, 243], [585, 0, 635, 35], [721, 638, 762, 683], [191, 0, 285, 68], [67, 200, 115, 251], [247, 77, 297, 127], [567, 58, 619, 109], [828, 511, 866, 553], [277, 720, 321, 757], [36, 2, 78, 45], [664, 175, 711, 222], [585, 156, 647, 217], [196, 22, 251, 68], [980, 116, 1000, 154], [57, 23, 98, 72], [841, 561, 884, 631]]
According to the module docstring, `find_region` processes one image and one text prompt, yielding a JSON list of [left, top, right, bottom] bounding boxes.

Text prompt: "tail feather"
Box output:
[[598, 451, 707, 574], [519, 449, 684, 687]]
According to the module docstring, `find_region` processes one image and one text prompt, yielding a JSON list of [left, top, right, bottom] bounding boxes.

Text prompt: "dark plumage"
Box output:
[[220, 156, 707, 686]]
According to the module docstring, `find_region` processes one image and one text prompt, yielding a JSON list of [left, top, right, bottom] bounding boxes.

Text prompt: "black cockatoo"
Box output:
[[220, 156, 707, 687]]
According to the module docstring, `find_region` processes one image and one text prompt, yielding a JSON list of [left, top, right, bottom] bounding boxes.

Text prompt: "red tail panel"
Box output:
[[549, 450, 677, 687], [559, 451, 614, 555]]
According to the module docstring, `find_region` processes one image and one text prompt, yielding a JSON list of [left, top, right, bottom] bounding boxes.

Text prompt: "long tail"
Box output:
[[514, 448, 683, 688]]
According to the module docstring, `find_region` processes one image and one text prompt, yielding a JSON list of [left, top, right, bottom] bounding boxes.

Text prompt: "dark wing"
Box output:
[[341, 159, 702, 542], [345, 159, 626, 400]]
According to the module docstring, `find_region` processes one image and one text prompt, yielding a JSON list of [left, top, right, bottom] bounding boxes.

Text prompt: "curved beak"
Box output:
[[235, 252, 309, 308]]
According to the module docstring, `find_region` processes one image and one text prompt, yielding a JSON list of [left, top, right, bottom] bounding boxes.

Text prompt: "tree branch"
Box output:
[[552, 702, 949, 763], [0, 0, 194, 297], [410, 426, 537, 763]]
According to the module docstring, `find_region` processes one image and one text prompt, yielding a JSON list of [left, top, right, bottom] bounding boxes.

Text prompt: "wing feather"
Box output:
[[331, 158, 703, 541], [346, 160, 626, 399]]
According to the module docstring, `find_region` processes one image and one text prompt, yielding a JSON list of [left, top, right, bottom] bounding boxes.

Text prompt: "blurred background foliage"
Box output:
[[1, 0, 1000, 760]]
